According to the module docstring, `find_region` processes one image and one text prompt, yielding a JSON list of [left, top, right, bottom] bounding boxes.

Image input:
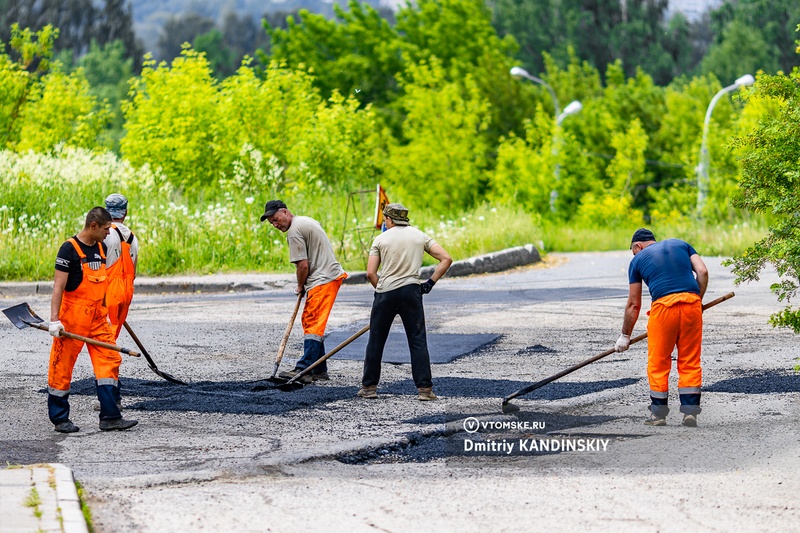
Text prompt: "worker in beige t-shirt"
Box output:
[[261, 200, 347, 383], [358, 203, 452, 401]]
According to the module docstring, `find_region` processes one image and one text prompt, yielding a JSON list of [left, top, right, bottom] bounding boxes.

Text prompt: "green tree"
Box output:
[[701, 20, 780, 82], [194, 29, 235, 79], [727, 60, 800, 332]]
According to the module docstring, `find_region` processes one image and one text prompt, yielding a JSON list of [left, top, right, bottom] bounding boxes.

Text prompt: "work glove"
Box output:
[[49, 320, 65, 338], [615, 333, 631, 352], [420, 279, 436, 295], [294, 285, 305, 297]]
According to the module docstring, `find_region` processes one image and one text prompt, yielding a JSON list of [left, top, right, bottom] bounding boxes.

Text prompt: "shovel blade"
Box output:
[[2, 303, 44, 330]]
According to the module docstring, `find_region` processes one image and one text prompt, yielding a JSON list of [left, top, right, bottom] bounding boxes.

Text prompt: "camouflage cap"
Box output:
[[383, 203, 409, 226], [104, 193, 128, 219]]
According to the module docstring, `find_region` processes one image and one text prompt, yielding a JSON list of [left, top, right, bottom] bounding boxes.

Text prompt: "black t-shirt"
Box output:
[[55, 237, 108, 292]]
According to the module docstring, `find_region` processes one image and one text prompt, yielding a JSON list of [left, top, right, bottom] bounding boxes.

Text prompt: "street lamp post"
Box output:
[[511, 66, 582, 212], [696, 74, 755, 214]]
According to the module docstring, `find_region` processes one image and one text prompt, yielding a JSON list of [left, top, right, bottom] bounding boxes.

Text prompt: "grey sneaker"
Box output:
[[311, 372, 330, 382], [357, 385, 378, 399], [99, 418, 138, 431], [278, 369, 312, 384], [644, 414, 667, 426], [417, 387, 439, 401], [54, 420, 80, 433], [682, 414, 698, 427]]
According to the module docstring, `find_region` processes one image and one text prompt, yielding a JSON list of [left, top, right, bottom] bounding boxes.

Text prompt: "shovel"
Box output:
[[3, 303, 141, 357], [123, 321, 188, 385], [501, 291, 735, 413], [252, 324, 371, 392], [265, 293, 303, 385]]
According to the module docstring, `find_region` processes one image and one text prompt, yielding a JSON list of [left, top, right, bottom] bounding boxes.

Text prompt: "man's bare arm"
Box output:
[[427, 244, 452, 282], [50, 271, 68, 322], [621, 282, 643, 335], [366, 255, 381, 289], [294, 259, 309, 294], [690, 254, 709, 298]]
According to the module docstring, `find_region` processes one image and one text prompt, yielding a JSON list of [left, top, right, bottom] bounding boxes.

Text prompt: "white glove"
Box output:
[[49, 320, 65, 338], [615, 333, 631, 352]]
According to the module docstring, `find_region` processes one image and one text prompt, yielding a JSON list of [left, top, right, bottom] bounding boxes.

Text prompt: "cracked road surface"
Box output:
[[1, 252, 798, 531]]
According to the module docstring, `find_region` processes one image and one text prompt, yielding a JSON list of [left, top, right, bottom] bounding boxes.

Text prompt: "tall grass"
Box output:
[[0, 148, 768, 281]]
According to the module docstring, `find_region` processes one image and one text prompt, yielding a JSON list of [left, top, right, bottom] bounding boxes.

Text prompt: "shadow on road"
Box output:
[[705, 370, 800, 394]]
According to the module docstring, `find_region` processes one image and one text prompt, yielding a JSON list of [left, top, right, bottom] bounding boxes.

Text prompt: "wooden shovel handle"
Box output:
[[275, 293, 303, 365], [30, 322, 141, 357], [287, 324, 371, 384]]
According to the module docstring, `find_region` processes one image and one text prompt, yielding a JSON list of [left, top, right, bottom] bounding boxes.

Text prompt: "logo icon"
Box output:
[[463, 417, 480, 433]]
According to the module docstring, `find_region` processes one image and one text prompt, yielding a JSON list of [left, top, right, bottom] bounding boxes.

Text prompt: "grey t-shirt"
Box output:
[[287, 216, 345, 290], [369, 225, 436, 293]]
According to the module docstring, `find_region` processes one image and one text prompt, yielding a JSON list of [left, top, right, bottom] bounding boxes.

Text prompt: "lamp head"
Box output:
[[563, 100, 583, 116], [510, 66, 529, 78], [735, 74, 755, 87]]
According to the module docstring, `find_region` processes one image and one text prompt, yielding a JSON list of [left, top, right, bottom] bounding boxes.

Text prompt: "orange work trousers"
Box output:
[[302, 273, 347, 341], [106, 224, 136, 340], [646, 292, 703, 399]]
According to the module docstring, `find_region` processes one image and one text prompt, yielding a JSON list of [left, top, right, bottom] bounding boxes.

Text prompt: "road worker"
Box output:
[[48, 207, 138, 433], [615, 228, 709, 427], [261, 200, 347, 383], [358, 203, 452, 401], [104, 193, 139, 341]]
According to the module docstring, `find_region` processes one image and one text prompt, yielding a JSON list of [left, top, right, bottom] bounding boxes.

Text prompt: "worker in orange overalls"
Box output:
[[261, 200, 347, 384], [103, 193, 138, 340], [614, 228, 709, 428], [48, 207, 139, 433]]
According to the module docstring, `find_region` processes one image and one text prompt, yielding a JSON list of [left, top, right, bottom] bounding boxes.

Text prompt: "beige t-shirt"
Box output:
[[287, 216, 345, 290], [104, 222, 139, 269], [370, 225, 436, 293]]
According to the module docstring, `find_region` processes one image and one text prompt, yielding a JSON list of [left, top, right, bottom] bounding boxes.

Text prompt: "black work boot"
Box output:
[[99, 418, 138, 431], [54, 420, 80, 433]]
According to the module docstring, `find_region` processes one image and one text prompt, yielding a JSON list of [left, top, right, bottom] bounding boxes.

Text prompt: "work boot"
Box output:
[[357, 385, 378, 399], [278, 369, 312, 384], [54, 420, 80, 433], [94, 400, 123, 412], [417, 387, 439, 401], [682, 414, 698, 427], [311, 372, 330, 382], [644, 413, 667, 426], [99, 418, 138, 431]]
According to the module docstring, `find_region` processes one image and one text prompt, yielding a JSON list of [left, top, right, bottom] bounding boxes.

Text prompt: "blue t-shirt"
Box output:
[[628, 239, 700, 301]]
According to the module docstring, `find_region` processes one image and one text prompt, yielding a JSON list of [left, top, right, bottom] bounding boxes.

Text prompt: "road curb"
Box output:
[[0, 463, 89, 533], [0, 244, 541, 297]]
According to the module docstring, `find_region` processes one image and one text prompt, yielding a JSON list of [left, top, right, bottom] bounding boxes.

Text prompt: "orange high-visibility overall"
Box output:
[[48, 238, 121, 423], [106, 224, 135, 340], [301, 273, 348, 341], [646, 292, 703, 400]]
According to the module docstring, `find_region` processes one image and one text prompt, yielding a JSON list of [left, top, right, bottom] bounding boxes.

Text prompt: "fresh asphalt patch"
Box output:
[[326, 329, 500, 363]]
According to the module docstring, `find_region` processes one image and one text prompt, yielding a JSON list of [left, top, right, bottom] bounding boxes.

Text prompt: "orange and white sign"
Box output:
[[374, 184, 390, 229]]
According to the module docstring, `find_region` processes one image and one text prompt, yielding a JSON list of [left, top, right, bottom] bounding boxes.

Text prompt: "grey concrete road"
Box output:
[[1, 252, 798, 532]]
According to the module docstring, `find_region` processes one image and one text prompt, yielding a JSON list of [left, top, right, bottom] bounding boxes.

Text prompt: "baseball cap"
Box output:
[[383, 203, 409, 226], [105, 193, 128, 219], [260, 200, 287, 222], [631, 228, 656, 245]]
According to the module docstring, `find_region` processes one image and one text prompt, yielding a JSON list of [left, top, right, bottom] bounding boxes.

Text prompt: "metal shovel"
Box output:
[[123, 321, 188, 385], [2, 303, 141, 357], [252, 324, 371, 392]]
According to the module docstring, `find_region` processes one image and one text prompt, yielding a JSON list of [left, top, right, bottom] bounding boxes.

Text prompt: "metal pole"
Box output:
[[696, 83, 736, 214]]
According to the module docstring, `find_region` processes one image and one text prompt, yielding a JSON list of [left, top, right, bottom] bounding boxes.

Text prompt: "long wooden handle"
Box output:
[[502, 291, 735, 404], [32, 322, 141, 357], [287, 324, 371, 384], [275, 293, 303, 365]]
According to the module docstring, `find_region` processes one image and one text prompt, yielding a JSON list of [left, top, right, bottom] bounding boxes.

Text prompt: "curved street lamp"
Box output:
[[696, 74, 755, 214], [511, 66, 582, 212]]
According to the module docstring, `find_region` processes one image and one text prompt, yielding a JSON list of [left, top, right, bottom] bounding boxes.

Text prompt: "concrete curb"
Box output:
[[0, 463, 89, 533], [0, 244, 541, 297]]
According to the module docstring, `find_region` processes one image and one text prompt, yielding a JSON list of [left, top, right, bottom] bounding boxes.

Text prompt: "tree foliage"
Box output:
[[727, 55, 800, 331]]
